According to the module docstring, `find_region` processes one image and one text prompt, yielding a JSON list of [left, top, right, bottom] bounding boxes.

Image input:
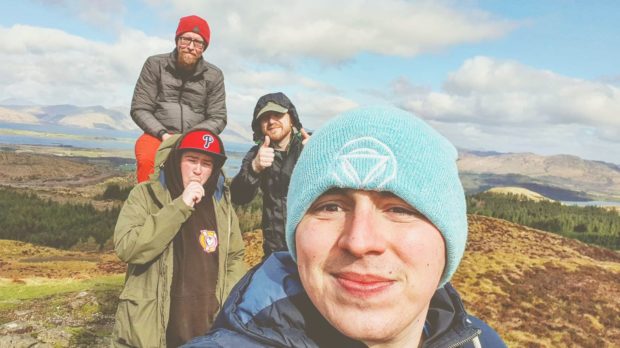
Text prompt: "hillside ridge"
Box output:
[[1, 214, 619, 347]]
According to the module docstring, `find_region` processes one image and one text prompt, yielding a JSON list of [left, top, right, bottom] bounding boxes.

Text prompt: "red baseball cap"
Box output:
[[176, 15, 211, 44], [178, 129, 226, 163]]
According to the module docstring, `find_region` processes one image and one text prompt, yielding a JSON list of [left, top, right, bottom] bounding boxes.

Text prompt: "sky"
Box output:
[[0, 0, 618, 164]]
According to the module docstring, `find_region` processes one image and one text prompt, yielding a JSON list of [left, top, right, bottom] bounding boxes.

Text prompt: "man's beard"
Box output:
[[177, 50, 200, 71], [268, 126, 293, 147]]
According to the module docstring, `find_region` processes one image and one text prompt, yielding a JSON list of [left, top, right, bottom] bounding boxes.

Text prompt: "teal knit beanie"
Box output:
[[285, 106, 467, 287]]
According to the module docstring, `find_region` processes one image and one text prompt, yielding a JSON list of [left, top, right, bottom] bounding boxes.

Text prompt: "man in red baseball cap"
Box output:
[[112, 129, 246, 347], [130, 14, 228, 184]]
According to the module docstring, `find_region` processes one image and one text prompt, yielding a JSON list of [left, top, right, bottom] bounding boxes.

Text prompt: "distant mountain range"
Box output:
[[0, 104, 135, 131], [458, 150, 620, 201], [0, 103, 254, 146], [1, 103, 619, 201]]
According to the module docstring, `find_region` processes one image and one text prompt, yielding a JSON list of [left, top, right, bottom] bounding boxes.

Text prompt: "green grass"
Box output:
[[0, 275, 124, 310]]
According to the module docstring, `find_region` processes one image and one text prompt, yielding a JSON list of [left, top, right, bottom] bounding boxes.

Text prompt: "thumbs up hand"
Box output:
[[251, 135, 275, 173], [300, 128, 311, 145]]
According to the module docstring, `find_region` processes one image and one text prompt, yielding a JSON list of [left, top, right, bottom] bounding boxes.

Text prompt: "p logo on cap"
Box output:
[[178, 129, 226, 162]]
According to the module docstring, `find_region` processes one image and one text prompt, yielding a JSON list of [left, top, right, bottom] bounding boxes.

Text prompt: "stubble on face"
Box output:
[[177, 49, 201, 71], [260, 112, 293, 147], [175, 32, 204, 71]]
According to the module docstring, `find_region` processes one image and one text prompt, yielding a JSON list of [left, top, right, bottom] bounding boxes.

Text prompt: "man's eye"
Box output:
[[316, 203, 342, 212], [387, 206, 418, 216]]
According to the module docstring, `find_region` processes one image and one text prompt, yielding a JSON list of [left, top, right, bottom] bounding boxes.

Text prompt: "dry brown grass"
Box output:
[[1, 214, 618, 347], [453, 215, 620, 348]]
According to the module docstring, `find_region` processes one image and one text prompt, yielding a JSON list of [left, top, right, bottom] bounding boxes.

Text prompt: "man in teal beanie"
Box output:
[[184, 106, 505, 347]]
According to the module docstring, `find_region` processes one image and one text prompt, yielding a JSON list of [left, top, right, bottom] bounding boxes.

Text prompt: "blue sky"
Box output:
[[0, 0, 618, 164]]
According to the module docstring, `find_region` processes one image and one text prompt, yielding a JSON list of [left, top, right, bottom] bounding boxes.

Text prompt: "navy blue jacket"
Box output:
[[183, 253, 506, 348]]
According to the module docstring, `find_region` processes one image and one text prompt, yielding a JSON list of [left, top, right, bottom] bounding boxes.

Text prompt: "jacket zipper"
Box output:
[[159, 195, 169, 347], [219, 188, 232, 308], [179, 79, 186, 133], [446, 329, 482, 348]]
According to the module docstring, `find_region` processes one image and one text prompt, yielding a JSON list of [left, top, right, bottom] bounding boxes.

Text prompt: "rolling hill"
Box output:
[[1, 216, 618, 347], [458, 150, 620, 201], [486, 186, 552, 202], [2, 103, 619, 203], [0, 103, 254, 146]]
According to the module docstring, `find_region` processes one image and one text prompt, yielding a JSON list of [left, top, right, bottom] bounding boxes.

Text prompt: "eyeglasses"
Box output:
[[178, 36, 207, 50]]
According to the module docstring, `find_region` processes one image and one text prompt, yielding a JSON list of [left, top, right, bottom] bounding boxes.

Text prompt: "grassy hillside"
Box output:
[[0, 240, 125, 347], [468, 191, 620, 249], [2, 216, 619, 347], [453, 215, 620, 347]]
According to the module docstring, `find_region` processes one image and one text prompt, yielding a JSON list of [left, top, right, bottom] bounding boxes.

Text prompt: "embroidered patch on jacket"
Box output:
[[330, 136, 397, 189], [199, 230, 218, 253]]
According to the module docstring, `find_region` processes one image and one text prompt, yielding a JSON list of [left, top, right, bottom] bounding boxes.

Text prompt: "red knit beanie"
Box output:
[[176, 15, 210, 44]]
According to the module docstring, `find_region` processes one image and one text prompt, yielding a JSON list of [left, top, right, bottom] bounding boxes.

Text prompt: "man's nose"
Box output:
[[337, 204, 387, 257]]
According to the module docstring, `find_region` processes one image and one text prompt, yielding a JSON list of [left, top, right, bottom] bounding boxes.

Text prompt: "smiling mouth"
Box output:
[[334, 272, 395, 298]]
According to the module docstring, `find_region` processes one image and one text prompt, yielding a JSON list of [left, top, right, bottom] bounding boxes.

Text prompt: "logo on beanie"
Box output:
[[331, 137, 397, 189], [193, 26, 200, 33], [203, 134, 214, 149]]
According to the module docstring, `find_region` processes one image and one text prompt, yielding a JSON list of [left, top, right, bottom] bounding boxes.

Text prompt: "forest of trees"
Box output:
[[0, 182, 264, 251], [3, 183, 618, 251], [0, 187, 120, 250], [467, 192, 620, 249]]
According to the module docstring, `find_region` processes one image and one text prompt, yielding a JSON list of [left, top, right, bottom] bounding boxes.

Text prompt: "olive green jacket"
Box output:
[[112, 135, 246, 347]]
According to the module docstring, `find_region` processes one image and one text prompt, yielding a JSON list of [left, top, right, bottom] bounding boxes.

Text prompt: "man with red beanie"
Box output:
[[112, 129, 246, 347], [131, 15, 228, 183]]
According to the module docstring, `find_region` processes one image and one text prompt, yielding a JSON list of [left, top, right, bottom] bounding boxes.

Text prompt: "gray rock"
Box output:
[[36, 328, 71, 347], [0, 334, 47, 348], [0, 320, 33, 335]]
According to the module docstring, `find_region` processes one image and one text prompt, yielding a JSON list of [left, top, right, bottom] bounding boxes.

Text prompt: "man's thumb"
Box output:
[[263, 135, 271, 147]]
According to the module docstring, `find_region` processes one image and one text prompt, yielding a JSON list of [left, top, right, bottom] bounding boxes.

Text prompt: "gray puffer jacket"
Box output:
[[130, 50, 227, 137]]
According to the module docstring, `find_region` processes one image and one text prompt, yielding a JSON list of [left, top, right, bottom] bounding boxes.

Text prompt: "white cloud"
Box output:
[[0, 22, 354, 130], [0, 1, 520, 150], [402, 56, 620, 135], [435, 121, 620, 164], [158, 0, 518, 64], [222, 68, 356, 128], [0, 24, 170, 107], [393, 57, 620, 163]]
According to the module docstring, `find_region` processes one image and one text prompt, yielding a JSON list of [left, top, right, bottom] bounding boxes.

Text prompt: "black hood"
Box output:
[[163, 130, 226, 199], [251, 92, 302, 142]]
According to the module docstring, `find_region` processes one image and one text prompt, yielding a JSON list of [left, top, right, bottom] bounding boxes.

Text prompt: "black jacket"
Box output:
[[231, 92, 304, 258], [230, 134, 303, 257], [183, 253, 507, 348]]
